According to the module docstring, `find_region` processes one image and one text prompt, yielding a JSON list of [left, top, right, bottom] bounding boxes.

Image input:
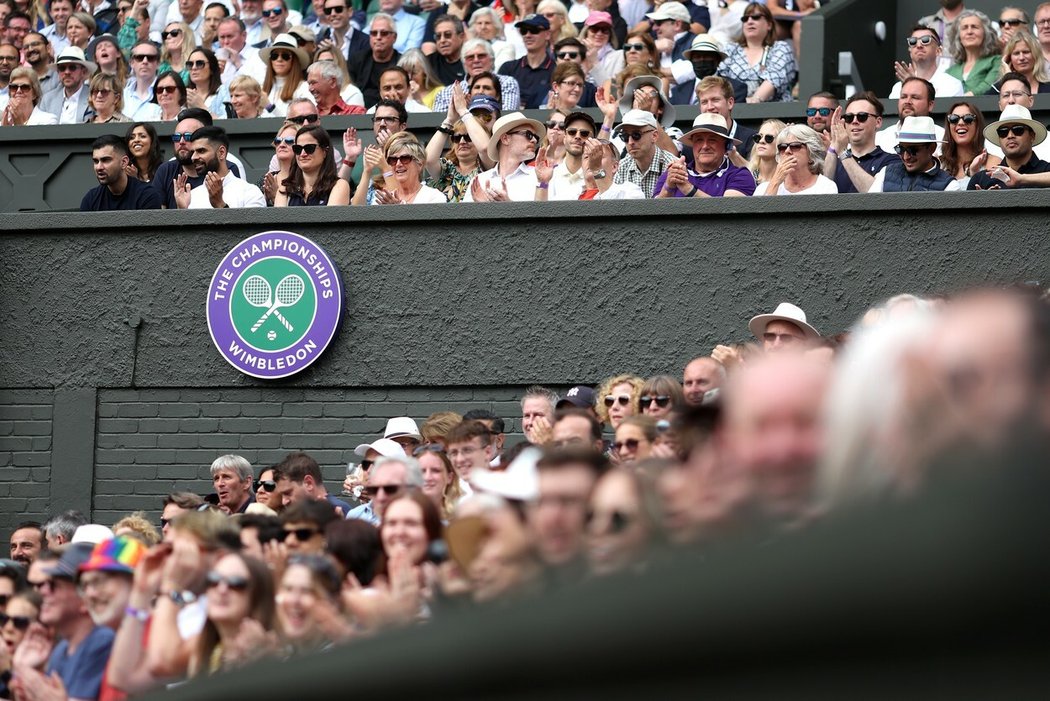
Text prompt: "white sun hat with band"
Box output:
[[895, 116, 945, 144], [679, 113, 741, 147], [487, 111, 546, 161], [748, 302, 821, 340], [983, 104, 1048, 147]]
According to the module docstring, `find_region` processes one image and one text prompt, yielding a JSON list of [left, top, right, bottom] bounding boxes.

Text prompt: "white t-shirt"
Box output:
[[594, 181, 645, 199], [754, 174, 839, 196], [888, 70, 964, 99], [188, 171, 266, 208], [404, 184, 448, 204]]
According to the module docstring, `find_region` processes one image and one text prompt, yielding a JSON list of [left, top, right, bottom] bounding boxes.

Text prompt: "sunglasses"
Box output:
[[171, 131, 195, 142], [613, 438, 641, 452], [639, 395, 671, 409], [893, 144, 927, 156], [589, 25, 610, 33], [463, 53, 488, 61], [282, 527, 319, 541], [742, 13, 766, 22], [842, 111, 872, 124], [510, 130, 539, 142], [57, 63, 81, 72], [156, 85, 179, 94], [161, 29, 181, 39], [604, 394, 631, 407], [435, 30, 457, 40], [289, 113, 319, 124], [752, 133, 775, 144], [8, 83, 32, 93], [907, 35, 937, 46], [806, 107, 831, 117], [0, 613, 32, 631], [451, 133, 472, 144], [187, 59, 208, 69], [255, 478, 277, 491], [293, 143, 321, 155], [386, 153, 414, 166], [272, 136, 295, 146], [622, 129, 653, 142], [777, 141, 807, 153], [91, 88, 113, 97], [947, 113, 976, 125], [132, 52, 159, 62], [370, 29, 394, 37], [271, 51, 294, 61], [262, 7, 282, 15], [520, 26, 545, 35], [997, 124, 1030, 138], [360, 459, 375, 471], [205, 572, 250, 591], [623, 43, 646, 52], [565, 127, 591, 138], [585, 509, 633, 534], [556, 51, 580, 59], [544, 120, 564, 129], [1000, 18, 1027, 27], [363, 484, 403, 497], [323, 4, 345, 14]]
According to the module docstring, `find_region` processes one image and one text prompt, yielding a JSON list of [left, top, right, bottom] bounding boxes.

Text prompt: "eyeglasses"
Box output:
[[586, 509, 633, 534], [997, 124, 1031, 138], [435, 31, 457, 40], [463, 52, 488, 62], [386, 154, 414, 166], [509, 129, 539, 142], [519, 26, 544, 35], [255, 478, 277, 491], [1000, 18, 1027, 27], [742, 13, 766, 22], [293, 143, 321, 155], [363, 484, 404, 497], [57, 63, 81, 72], [544, 120, 564, 129], [271, 51, 293, 61], [132, 52, 159, 62], [373, 114, 400, 123], [639, 395, 671, 409], [288, 113, 319, 124], [806, 107, 832, 117], [565, 127, 591, 138], [947, 113, 976, 125], [161, 29, 182, 39], [842, 111, 872, 124], [556, 51, 580, 59], [1036, 18, 1050, 27], [613, 438, 641, 452], [450, 133, 472, 144], [752, 133, 775, 144], [907, 35, 937, 46], [91, 88, 113, 97], [171, 132, 195, 142], [559, 80, 584, 89], [0, 614, 32, 631], [262, 7, 282, 16], [205, 572, 250, 591], [0, 55, 19, 62], [623, 43, 646, 52], [621, 129, 653, 142], [370, 29, 394, 37], [1000, 90, 1031, 100], [156, 85, 179, 94], [8, 83, 32, 93], [282, 527, 320, 541], [603, 394, 631, 407], [776, 141, 807, 153], [272, 137, 294, 146]]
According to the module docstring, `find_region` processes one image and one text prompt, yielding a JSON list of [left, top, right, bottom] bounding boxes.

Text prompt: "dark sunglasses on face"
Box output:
[[842, 111, 872, 124], [510, 130, 539, 142], [639, 395, 671, 409], [557, 51, 580, 59], [519, 26, 544, 35], [997, 124, 1030, 138], [0, 613, 32, 630], [171, 132, 195, 142], [752, 133, 775, 144], [622, 129, 652, 142], [289, 113, 319, 124], [156, 85, 179, 94], [8, 83, 32, 93], [894, 144, 926, 156], [360, 459, 375, 471], [273, 136, 295, 146], [262, 7, 282, 16], [806, 107, 832, 117], [293, 143, 320, 155], [613, 438, 641, 452], [1000, 18, 1026, 27], [205, 572, 250, 591], [451, 133, 472, 144], [386, 153, 414, 166], [323, 4, 345, 14], [132, 52, 159, 62], [545, 120, 564, 129], [91, 88, 113, 97], [947, 113, 976, 125], [282, 527, 319, 541], [777, 141, 807, 153], [255, 479, 277, 491], [565, 127, 592, 138], [187, 59, 208, 69], [604, 394, 631, 407], [586, 509, 633, 534], [161, 29, 181, 39], [271, 51, 293, 61], [57, 64, 81, 72], [907, 35, 937, 46], [623, 43, 646, 52], [370, 29, 393, 37], [363, 484, 403, 497], [742, 13, 766, 22]]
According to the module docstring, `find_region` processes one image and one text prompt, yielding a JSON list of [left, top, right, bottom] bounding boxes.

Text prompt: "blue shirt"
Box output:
[[46, 625, 114, 701], [499, 52, 555, 109], [346, 501, 379, 526], [367, 9, 425, 54]]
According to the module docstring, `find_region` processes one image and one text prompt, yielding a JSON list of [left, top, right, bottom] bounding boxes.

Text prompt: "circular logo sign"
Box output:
[[207, 231, 343, 379]]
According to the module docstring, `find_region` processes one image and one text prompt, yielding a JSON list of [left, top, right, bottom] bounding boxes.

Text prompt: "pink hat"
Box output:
[[584, 10, 612, 27]]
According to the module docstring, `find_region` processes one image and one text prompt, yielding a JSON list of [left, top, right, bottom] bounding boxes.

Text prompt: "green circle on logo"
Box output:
[[230, 257, 317, 352]]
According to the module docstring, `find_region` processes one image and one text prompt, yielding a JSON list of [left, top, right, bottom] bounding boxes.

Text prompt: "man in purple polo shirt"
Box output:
[[655, 113, 756, 198]]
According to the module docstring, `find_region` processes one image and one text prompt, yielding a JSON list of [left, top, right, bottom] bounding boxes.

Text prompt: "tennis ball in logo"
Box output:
[[230, 257, 317, 353]]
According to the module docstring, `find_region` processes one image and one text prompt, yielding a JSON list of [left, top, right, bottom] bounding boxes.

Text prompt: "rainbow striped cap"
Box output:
[[78, 536, 147, 575]]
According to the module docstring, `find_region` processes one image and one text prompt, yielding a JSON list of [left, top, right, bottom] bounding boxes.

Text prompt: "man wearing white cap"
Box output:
[[968, 104, 1050, 189], [748, 302, 820, 352], [655, 113, 756, 197], [463, 111, 545, 201], [646, 2, 694, 92], [868, 115, 960, 192], [613, 108, 677, 198], [38, 46, 92, 123]]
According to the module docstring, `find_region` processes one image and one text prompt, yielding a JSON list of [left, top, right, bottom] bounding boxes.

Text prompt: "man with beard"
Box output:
[[805, 91, 838, 135], [8, 522, 42, 567], [39, 46, 93, 124], [152, 109, 247, 208], [427, 15, 466, 85], [875, 76, 945, 154], [75, 537, 145, 630], [867, 116, 959, 192], [81, 135, 162, 210], [612, 109, 676, 198], [21, 33, 58, 96], [535, 110, 594, 200], [0, 43, 16, 108], [175, 125, 265, 208], [968, 104, 1050, 189]]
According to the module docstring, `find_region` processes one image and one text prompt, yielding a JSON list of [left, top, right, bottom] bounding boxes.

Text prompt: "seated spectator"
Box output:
[[260, 33, 312, 116], [542, 60, 587, 112], [451, 494, 542, 603], [1, 66, 56, 124], [580, 11, 623, 87], [940, 101, 992, 184], [276, 554, 350, 654], [889, 24, 964, 99], [353, 130, 448, 204], [754, 123, 838, 195], [997, 6, 1030, 50], [982, 72, 1050, 163], [748, 118, 786, 186], [433, 38, 522, 112], [426, 90, 495, 202], [597, 374, 642, 431], [90, 34, 128, 85], [529, 447, 606, 571], [767, 0, 818, 57], [654, 113, 757, 198], [825, 90, 899, 194], [398, 48, 445, 109], [416, 446, 461, 519], [229, 74, 267, 118], [618, 73, 676, 131], [498, 14, 554, 109], [468, 8, 514, 68], [586, 467, 657, 576], [185, 47, 229, 118], [2, 590, 41, 676], [968, 104, 1050, 189], [125, 122, 163, 183], [945, 9, 1000, 96], [673, 33, 746, 105], [373, 66, 429, 112], [535, 109, 595, 200], [610, 32, 660, 100], [159, 22, 194, 80], [274, 124, 350, 206], [717, 2, 797, 103], [612, 109, 676, 198], [281, 498, 339, 553], [682, 356, 725, 405], [174, 126, 266, 208], [426, 15, 467, 87], [695, 75, 757, 164], [805, 91, 837, 134], [112, 511, 161, 545], [749, 301, 820, 351], [538, 0, 577, 45], [990, 30, 1050, 96], [867, 116, 961, 192], [613, 415, 656, 464], [917, 0, 963, 46], [582, 137, 645, 199], [85, 72, 129, 123], [463, 111, 545, 201], [81, 133, 162, 211], [261, 120, 298, 206], [152, 70, 188, 121], [638, 375, 686, 420], [65, 12, 95, 53], [312, 47, 366, 108]]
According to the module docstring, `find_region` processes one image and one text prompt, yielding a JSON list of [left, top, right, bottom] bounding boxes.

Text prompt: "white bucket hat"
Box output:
[[895, 116, 945, 144], [748, 302, 821, 340], [383, 416, 422, 440], [984, 104, 1048, 147]]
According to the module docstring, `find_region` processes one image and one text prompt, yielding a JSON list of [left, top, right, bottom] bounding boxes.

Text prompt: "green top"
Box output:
[[946, 54, 1001, 96]]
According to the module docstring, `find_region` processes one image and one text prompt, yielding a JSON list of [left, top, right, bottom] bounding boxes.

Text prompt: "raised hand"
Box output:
[[829, 106, 848, 154], [342, 126, 362, 163], [595, 85, 619, 123], [204, 171, 225, 208], [362, 143, 383, 173], [534, 145, 554, 184], [450, 81, 468, 118], [174, 172, 192, 209], [262, 171, 278, 202]]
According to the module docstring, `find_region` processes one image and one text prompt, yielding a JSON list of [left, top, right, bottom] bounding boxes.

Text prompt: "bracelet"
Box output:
[[437, 125, 454, 136], [827, 147, 837, 156], [125, 605, 150, 622], [537, 182, 549, 189], [341, 158, 355, 167], [600, 124, 611, 133], [686, 185, 698, 197]]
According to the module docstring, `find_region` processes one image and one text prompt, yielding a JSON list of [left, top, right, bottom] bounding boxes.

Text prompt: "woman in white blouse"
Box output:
[[754, 124, 839, 195]]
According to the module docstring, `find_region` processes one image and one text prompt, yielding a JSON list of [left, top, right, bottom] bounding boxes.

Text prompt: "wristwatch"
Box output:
[[841, 149, 855, 161], [167, 590, 198, 606], [592, 169, 607, 180]]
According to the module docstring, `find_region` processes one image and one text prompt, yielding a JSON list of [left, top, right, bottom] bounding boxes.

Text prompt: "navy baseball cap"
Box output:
[[516, 13, 550, 30], [468, 94, 501, 113], [557, 385, 596, 410]]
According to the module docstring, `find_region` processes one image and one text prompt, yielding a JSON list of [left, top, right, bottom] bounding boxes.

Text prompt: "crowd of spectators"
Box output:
[[1, 283, 1048, 698]]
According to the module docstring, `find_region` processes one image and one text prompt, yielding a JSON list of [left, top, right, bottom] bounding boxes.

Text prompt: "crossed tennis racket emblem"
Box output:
[[241, 273, 306, 334]]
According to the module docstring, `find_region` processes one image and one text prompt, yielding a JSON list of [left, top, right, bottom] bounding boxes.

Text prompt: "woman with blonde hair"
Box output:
[[596, 374, 643, 430], [229, 75, 266, 118], [86, 72, 129, 123], [353, 131, 448, 205], [537, 0, 576, 42], [747, 118, 786, 185], [159, 21, 195, 82], [398, 48, 444, 109], [415, 445, 463, 519], [1, 66, 56, 124], [421, 411, 463, 447], [995, 30, 1050, 95]]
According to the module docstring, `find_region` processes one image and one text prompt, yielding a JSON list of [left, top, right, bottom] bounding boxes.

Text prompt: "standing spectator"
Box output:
[[754, 123, 838, 195], [654, 113, 757, 198], [260, 33, 311, 116], [946, 9, 1000, 96], [888, 25, 964, 99], [348, 12, 401, 107], [748, 118, 786, 186], [717, 2, 797, 103], [825, 91, 899, 194], [867, 116, 960, 193], [463, 110, 545, 201], [81, 134, 162, 210], [612, 109, 676, 198], [968, 104, 1050, 189], [0, 66, 56, 124], [39, 46, 92, 123], [499, 13, 554, 109]]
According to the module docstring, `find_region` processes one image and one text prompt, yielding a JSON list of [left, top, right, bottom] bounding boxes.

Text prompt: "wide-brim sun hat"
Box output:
[[680, 113, 740, 147], [259, 33, 311, 68], [487, 111, 546, 162], [748, 302, 820, 340], [55, 46, 97, 74], [683, 33, 727, 61], [383, 416, 422, 440], [984, 103, 1048, 147], [618, 75, 676, 128]]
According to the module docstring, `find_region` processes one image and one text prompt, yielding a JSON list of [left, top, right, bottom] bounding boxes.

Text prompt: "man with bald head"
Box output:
[[682, 356, 725, 405]]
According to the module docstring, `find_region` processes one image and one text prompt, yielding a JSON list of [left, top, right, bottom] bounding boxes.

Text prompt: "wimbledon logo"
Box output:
[[206, 231, 343, 379]]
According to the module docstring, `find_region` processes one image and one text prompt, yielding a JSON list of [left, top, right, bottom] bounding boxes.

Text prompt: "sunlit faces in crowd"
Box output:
[[597, 375, 641, 430]]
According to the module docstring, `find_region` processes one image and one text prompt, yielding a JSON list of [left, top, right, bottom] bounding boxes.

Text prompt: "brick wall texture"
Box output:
[[0, 390, 54, 535]]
